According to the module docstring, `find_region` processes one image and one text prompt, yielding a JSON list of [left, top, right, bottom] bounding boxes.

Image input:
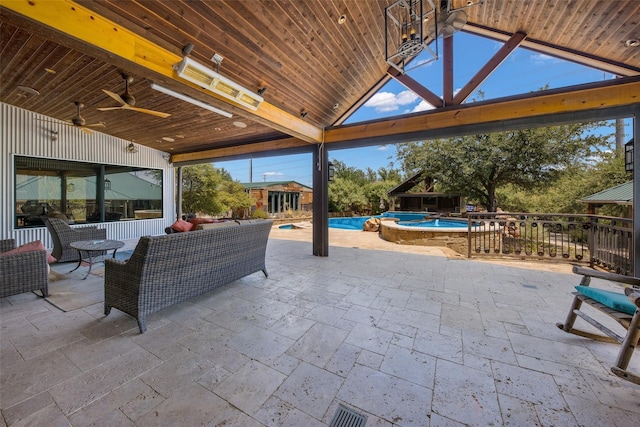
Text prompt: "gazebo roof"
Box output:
[[581, 181, 633, 205]]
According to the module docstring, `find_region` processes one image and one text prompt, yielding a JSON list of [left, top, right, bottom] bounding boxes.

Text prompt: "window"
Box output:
[[15, 156, 163, 228]]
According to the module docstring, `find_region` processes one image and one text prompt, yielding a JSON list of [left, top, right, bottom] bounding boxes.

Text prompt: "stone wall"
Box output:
[[380, 223, 469, 255]]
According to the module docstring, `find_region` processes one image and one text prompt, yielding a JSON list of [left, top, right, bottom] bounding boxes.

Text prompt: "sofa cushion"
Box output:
[[171, 218, 193, 232], [0, 240, 56, 263], [195, 221, 239, 230], [575, 285, 637, 316]]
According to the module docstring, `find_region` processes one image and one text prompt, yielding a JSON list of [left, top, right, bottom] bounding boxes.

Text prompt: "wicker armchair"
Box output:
[[44, 217, 107, 262], [0, 239, 48, 298]]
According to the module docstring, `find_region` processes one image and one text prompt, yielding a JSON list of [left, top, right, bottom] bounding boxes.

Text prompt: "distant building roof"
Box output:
[[580, 181, 633, 205], [241, 181, 312, 190], [387, 171, 425, 195], [16, 172, 161, 201]]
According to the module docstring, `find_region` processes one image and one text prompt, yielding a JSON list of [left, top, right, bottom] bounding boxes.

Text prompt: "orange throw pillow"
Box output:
[[170, 218, 194, 232], [188, 217, 216, 226], [0, 240, 56, 263]]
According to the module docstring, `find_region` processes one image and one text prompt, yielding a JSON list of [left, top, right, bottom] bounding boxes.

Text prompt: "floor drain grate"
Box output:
[[329, 404, 367, 427]]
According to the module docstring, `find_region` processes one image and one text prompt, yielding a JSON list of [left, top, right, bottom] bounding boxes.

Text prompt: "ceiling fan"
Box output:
[[98, 73, 170, 118], [437, 0, 479, 38], [64, 101, 106, 134]]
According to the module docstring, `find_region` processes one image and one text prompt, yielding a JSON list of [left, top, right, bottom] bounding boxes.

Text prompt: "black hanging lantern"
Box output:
[[385, 0, 439, 74], [104, 178, 112, 190], [625, 139, 634, 173], [328, 162, 335, 182]]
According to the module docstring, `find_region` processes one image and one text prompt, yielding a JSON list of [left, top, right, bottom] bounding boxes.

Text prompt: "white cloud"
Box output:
[[530, 52, 557, 65], [263, 171, 283, 177], [377, 145, 389, 151], [411, 100, 435, 112], [364, 90, 419, 113]]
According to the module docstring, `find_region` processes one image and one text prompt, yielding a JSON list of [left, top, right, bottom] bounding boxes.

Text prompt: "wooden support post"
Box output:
[[312, 145, 329, 256]]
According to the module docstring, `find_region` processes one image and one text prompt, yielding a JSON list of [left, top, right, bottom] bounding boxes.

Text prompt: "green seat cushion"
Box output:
[[575, 286, 637, 316]]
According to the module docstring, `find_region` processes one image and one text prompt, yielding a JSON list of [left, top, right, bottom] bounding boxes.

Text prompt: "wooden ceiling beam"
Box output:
[[1, 0, 323, 143], [453, 31, 527, 105], [175, 77, 639, 164], [171, 137, 311, 165], [387, 68, 443, 108], [462, 24, 640, 77], [324, 77, 640, 144], [443, 36, 454, 106]]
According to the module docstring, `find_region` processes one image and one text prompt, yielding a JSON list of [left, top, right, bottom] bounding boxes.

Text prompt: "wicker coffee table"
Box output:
[[70, 239, 124, 279]]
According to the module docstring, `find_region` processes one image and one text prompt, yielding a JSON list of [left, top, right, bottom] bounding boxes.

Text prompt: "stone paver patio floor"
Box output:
[[1, 228, 639, 426]]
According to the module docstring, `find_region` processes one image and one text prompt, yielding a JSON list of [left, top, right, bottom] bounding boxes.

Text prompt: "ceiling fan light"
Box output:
[[175, 57, 263, 110]]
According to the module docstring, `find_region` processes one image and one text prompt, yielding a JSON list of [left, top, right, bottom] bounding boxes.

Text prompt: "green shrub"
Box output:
[[251, 209, 268, 219]]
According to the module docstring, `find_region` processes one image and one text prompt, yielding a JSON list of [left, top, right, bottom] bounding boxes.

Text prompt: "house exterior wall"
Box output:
[[0, 103, 175, 247], [247, 182, 313, 214]]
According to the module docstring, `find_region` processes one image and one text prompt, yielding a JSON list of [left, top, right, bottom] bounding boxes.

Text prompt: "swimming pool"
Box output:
[[328, 213, 471, 230], [328, 212, 428, 230]]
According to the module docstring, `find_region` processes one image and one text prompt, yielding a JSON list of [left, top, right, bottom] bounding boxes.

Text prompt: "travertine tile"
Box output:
[[227, 324, 295, 365], [1, 238, 639, 426], [274, 362, 343, 420], [49, 346, 162, 415], [286, 323, 349, 367], [337, 364, 432, 426], [380, 344, 436, 388], [214, 360, 286, 415], [431, 359, 501, 426], [491, 360, 567, 410]]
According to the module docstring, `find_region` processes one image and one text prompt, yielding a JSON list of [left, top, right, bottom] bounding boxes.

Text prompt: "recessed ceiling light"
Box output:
[[214, 127, 222, 131], [338, 14, 347, 25], [625, 39, 639, 47], [45, 68, 56, 74], [233, 121, 247, 128], [161, 136, 175, 142]]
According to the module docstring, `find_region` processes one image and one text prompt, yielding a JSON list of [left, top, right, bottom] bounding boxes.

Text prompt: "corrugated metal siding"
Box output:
[[1, 103, 175, 247]]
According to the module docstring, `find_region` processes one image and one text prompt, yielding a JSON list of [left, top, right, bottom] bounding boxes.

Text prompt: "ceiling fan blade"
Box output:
[[97, 106, 124, 111], [102, 89, 126, 106], [129, 106, 171, 118], [85, 122, 106, 129], [80, 127, 94, 134]]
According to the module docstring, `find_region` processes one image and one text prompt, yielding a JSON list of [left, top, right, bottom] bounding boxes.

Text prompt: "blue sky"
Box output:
[[217, 32, 622, 187]]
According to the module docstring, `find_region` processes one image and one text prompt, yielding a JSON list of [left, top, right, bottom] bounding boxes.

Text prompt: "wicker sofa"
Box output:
[[0, 239, 49, 298], [44, 217, 107, 262], [104, 219, 273, 333]]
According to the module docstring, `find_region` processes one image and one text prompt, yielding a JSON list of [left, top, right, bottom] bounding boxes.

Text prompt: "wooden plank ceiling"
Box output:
[[1, 0, 639, 161]]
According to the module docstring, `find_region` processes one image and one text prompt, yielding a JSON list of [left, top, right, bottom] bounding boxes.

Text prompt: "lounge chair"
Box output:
[[44, 217, 107, 262], [557, 266, 640, 385], [0, 239, 49, 298]]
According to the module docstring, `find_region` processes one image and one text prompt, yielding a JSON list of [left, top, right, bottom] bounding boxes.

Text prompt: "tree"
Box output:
[[181, 164, 225, 216], [396, 123, 608, 212], [498, 147, 629, 215], [328, 177, 368, 213], [217, 180, 253, 217]]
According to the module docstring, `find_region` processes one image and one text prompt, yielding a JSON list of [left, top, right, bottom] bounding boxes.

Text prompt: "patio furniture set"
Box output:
[[1, 217, 638, 385]]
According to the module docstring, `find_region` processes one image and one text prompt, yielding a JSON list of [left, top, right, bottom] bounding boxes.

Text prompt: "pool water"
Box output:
[[328, 213, 464, 230], [398, 219, 467, 228], [278, 224, 293, 229]]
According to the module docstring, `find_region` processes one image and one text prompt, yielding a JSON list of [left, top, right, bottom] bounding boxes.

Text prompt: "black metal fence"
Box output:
[[467, 213, 634, 275]]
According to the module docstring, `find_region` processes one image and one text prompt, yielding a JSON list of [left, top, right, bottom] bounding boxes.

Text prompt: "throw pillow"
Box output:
[[171, 218, 194, 232], [0, 240, 56, 263], [188, 217, 217, 226]]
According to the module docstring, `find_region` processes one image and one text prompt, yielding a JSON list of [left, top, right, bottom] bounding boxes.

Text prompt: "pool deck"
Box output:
[[1, 225, 638, 426]]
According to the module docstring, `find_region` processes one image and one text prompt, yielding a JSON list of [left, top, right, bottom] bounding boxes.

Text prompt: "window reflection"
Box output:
[[15, 157, 163, 228]]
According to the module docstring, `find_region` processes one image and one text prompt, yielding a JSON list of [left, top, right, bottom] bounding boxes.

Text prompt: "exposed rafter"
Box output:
[[172, 77, 640, 165], [1, 0, 323, 144]]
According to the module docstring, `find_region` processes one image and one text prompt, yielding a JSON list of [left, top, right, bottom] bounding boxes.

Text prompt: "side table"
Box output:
[[70, 239, 124, 279]]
